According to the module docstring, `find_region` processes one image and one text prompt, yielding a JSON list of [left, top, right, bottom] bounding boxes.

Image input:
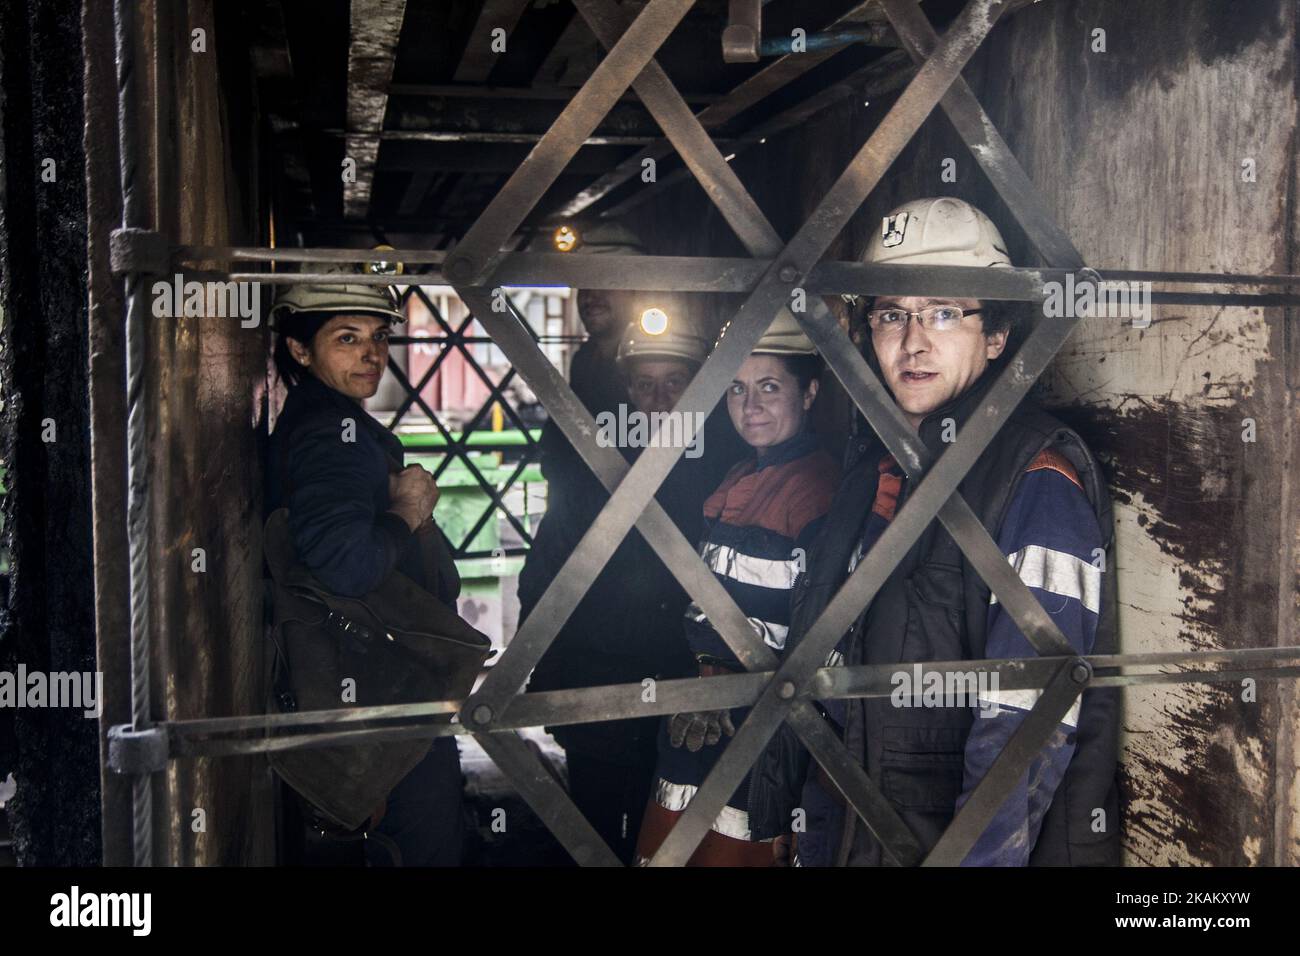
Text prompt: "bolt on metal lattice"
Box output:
[[109, 0, 1300, 869]]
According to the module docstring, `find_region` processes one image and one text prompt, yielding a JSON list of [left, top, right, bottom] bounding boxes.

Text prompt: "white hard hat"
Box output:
[[269, 262, 405, 323], [714, 306, 817, 356], [864, 197, 1011, 268]]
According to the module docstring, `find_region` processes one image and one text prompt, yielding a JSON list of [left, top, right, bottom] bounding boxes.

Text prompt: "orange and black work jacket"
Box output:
[[650, 430, 838, 839]]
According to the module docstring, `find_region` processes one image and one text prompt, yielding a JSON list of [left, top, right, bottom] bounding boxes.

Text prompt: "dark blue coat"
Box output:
[[266, 372, 455, 603]]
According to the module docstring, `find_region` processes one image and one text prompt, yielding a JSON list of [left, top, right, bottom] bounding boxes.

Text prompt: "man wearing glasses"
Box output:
[[750, 197, 1121, 867]]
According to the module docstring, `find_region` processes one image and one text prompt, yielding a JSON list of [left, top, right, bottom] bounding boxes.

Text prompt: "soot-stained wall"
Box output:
[[0, 0, 99, 867]]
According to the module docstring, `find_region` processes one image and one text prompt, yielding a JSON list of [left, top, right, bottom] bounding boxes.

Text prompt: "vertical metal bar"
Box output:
[[113, 0, 153, 868], [722, 0, 762, 63]]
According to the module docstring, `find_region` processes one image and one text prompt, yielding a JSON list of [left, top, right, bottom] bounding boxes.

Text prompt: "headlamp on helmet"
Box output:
[[639, 308, 669, 336]]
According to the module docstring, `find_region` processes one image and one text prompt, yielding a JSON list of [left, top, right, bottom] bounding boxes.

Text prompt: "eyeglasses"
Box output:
[[866, 305, 982, 335]]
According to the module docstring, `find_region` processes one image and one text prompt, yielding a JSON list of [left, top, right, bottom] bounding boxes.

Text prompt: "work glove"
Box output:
[[668, 709, 736, 752]]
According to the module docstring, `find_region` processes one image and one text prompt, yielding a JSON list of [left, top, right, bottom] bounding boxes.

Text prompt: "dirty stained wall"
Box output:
[[977, 0, 1300, 866], [636, 0, 1298, 864]]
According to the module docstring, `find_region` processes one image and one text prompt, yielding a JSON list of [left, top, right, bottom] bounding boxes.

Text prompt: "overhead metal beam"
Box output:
[[326, 127, 686, 146], [249, 0, 316, 219], [455, 0, 534, 84], [531, 0, 603, 88], [600, 50, 915, 218], [389, 81, 723, 104], [343, 0, 407, 220], [555, 0, 883, 218]]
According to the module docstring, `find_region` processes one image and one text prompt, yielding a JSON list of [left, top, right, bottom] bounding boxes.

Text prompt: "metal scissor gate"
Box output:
[[107, 0, 1300, 867]]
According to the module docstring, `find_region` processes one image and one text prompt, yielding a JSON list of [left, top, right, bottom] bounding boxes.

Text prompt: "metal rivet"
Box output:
[[1070, 663, 1091, 684], [778, 265, 798, 283], [471, 704, 494, 725], [778, 680, 796, 699], [447, 256, 475, 280]]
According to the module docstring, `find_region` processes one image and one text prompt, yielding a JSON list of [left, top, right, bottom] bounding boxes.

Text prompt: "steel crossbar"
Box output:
[[142, 648, 1300, 757]]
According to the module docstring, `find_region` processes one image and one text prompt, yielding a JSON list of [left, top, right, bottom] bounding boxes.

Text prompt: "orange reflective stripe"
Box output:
[[1026, 447, 1083, 490]]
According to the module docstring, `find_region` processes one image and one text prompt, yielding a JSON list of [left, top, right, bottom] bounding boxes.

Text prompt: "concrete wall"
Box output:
[[636, 0, 1299, 864]]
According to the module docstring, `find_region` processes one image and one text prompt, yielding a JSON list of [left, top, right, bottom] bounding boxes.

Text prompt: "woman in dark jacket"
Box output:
[[266, 277, 464, 866]]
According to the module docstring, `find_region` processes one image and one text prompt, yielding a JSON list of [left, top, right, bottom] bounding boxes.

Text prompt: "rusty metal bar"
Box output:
[[473, 729, 623, 866], [343, 0, 407, 219], [206, 264, 1300, 308], [127, 648, 1300, 759]]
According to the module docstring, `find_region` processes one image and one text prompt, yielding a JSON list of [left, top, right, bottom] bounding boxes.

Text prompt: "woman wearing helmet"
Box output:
[[265, 275, 475, 867], [633, 308, 840, 866]]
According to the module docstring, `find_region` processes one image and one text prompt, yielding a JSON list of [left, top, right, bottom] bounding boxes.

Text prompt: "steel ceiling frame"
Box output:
[[107, 0, 1300, 868]]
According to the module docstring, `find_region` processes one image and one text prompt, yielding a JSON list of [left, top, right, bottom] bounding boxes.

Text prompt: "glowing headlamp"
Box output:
[[366, 244, 404, 276], [640, 308, 669, 335], [553, 225, 579, 253]]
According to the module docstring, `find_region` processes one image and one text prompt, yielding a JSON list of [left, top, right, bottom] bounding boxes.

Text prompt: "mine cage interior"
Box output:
[[0, 0, 1297, 867]]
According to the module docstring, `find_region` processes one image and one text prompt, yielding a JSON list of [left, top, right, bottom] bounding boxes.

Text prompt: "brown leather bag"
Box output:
[[263, 508, 492, 831]]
